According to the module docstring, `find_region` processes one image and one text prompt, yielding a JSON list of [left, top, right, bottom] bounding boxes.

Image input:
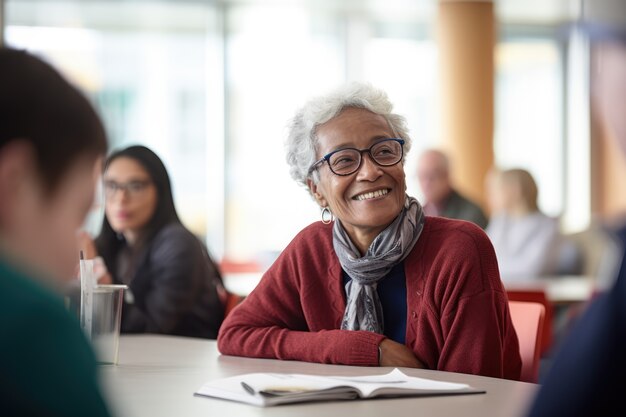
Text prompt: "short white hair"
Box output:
[[285, 82, 412, 195]]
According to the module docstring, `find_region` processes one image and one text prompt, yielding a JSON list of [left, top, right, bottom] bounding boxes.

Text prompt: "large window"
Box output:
[[5, 0, 581, 265], [6, 1, 218, 243], [224, 6, 437, 261], [224, 5, 343, 261], [362, 22, 439, 199], [5, 0, 438, 265], [494, 35, 565, 218]]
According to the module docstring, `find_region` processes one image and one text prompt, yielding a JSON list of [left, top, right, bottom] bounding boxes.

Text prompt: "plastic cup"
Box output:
[[89, 284, 127, 365], [79, 256, 127, 365]]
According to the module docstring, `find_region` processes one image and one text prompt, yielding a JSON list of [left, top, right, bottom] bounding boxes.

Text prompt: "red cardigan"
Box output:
[[218, 217, 522, 380]]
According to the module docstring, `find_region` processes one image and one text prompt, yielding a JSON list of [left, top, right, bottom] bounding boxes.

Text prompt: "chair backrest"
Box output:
[[506, 290, 553, 355], [508, 300, 545, 383], [216, 283, 245, 319], [223, 292, 245, 318]]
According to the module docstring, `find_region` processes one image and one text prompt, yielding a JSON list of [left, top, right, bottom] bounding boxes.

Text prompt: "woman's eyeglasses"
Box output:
[[308, 138, 405, 177], [103, 180, 152, 198]]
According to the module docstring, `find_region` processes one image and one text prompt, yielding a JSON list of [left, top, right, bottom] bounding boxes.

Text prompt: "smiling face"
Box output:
[[103, 157, 157, 239], [307, 107, 407, 251]]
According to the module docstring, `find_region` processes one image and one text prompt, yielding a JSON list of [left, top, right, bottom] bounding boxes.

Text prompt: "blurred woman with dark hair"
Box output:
[[81, 145, 224, 339]]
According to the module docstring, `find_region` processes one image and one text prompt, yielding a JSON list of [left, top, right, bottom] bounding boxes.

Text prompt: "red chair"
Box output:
[[218, 257, 259, 318], [506, 290, 553, 356], [219, 258, 262, 274], [223, 291, 245, 317], [508, 301, 545, 383], [216, 283, 245, 318]]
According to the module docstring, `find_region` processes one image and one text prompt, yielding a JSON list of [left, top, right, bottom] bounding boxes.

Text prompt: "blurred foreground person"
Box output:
[[528, 0, 626, 415], [0, 48, 112, 416]]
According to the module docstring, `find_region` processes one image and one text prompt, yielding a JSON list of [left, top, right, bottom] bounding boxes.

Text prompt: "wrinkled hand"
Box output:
[[378, 339, 424, 368]]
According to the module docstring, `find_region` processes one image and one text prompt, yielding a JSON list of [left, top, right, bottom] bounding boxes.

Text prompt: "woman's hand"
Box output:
[[378, 339, 424, 368], [76, 231, 113, 284], [93, 256, 113, 285], [77, 230, 99, 259]]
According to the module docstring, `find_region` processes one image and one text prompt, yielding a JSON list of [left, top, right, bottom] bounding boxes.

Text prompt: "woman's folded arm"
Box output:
[[217, 241, 385, 366]]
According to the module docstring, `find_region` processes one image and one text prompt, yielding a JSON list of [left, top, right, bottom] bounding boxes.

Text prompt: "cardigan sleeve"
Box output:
[[217, 225, 386, 366], [430, 223, 522, 380], [438, 290, 521, 379]]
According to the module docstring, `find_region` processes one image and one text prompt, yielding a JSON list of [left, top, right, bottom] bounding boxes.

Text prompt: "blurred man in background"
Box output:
[[417, 149, 488, 229]]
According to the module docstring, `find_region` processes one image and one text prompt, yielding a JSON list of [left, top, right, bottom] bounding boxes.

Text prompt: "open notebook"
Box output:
[[194, 368, 486, 407]]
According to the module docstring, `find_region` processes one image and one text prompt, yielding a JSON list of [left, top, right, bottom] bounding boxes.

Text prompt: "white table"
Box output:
[[504, 276, 595, 304], [226, 273, 596, 304], [223, 272, 263, 297], [100, 335, 538, 417]]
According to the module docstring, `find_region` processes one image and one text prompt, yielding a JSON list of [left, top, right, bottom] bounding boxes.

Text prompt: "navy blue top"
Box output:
[[342, 262, 407, 344]]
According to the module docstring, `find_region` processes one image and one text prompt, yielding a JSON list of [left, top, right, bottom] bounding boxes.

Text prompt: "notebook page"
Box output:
[[244, 368, 470, 398], [321, 369, 471, 397]]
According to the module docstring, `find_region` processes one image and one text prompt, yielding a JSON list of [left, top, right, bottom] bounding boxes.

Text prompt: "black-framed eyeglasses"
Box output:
[[103, 180, 152, 198], [308, 138, 405, 177]]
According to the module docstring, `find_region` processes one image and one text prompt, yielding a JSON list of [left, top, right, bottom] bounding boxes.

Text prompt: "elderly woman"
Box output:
[[218, 83, 521, 379]]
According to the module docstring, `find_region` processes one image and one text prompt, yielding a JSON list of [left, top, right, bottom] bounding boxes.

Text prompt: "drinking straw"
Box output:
[[79, 250, 94, 339]]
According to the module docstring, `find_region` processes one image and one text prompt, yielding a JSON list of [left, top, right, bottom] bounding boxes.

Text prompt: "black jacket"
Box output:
[[117, 223, 224, 339]]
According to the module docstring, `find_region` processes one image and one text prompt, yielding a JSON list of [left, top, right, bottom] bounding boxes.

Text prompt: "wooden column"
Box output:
[[590, 44, 626, 220], [437, 0, 495, 207]]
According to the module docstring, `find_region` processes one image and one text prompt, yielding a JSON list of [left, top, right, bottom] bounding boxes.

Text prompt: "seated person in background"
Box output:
[[417, 149, 488, 229], [0, 48, 111, 416], [218, 83, 521, 380], [486, 168, 574, 282], [79, 145, 224, 339]]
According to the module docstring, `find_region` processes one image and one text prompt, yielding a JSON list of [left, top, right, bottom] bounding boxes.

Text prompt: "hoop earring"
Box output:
[[321, 207, 333, 224]]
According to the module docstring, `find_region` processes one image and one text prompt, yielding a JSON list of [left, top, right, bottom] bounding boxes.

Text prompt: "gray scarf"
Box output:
[[334, 195, 425, 334]]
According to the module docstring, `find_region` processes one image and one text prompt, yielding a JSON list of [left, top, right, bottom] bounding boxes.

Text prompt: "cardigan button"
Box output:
[[411, 311, 417, 319]]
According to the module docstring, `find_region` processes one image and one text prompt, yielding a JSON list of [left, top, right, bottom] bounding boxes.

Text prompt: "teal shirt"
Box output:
[[0, 259, 112, 417]]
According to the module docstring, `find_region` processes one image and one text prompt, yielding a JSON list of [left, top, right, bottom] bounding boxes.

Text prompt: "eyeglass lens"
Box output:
[[328, 140, 402, 175]]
